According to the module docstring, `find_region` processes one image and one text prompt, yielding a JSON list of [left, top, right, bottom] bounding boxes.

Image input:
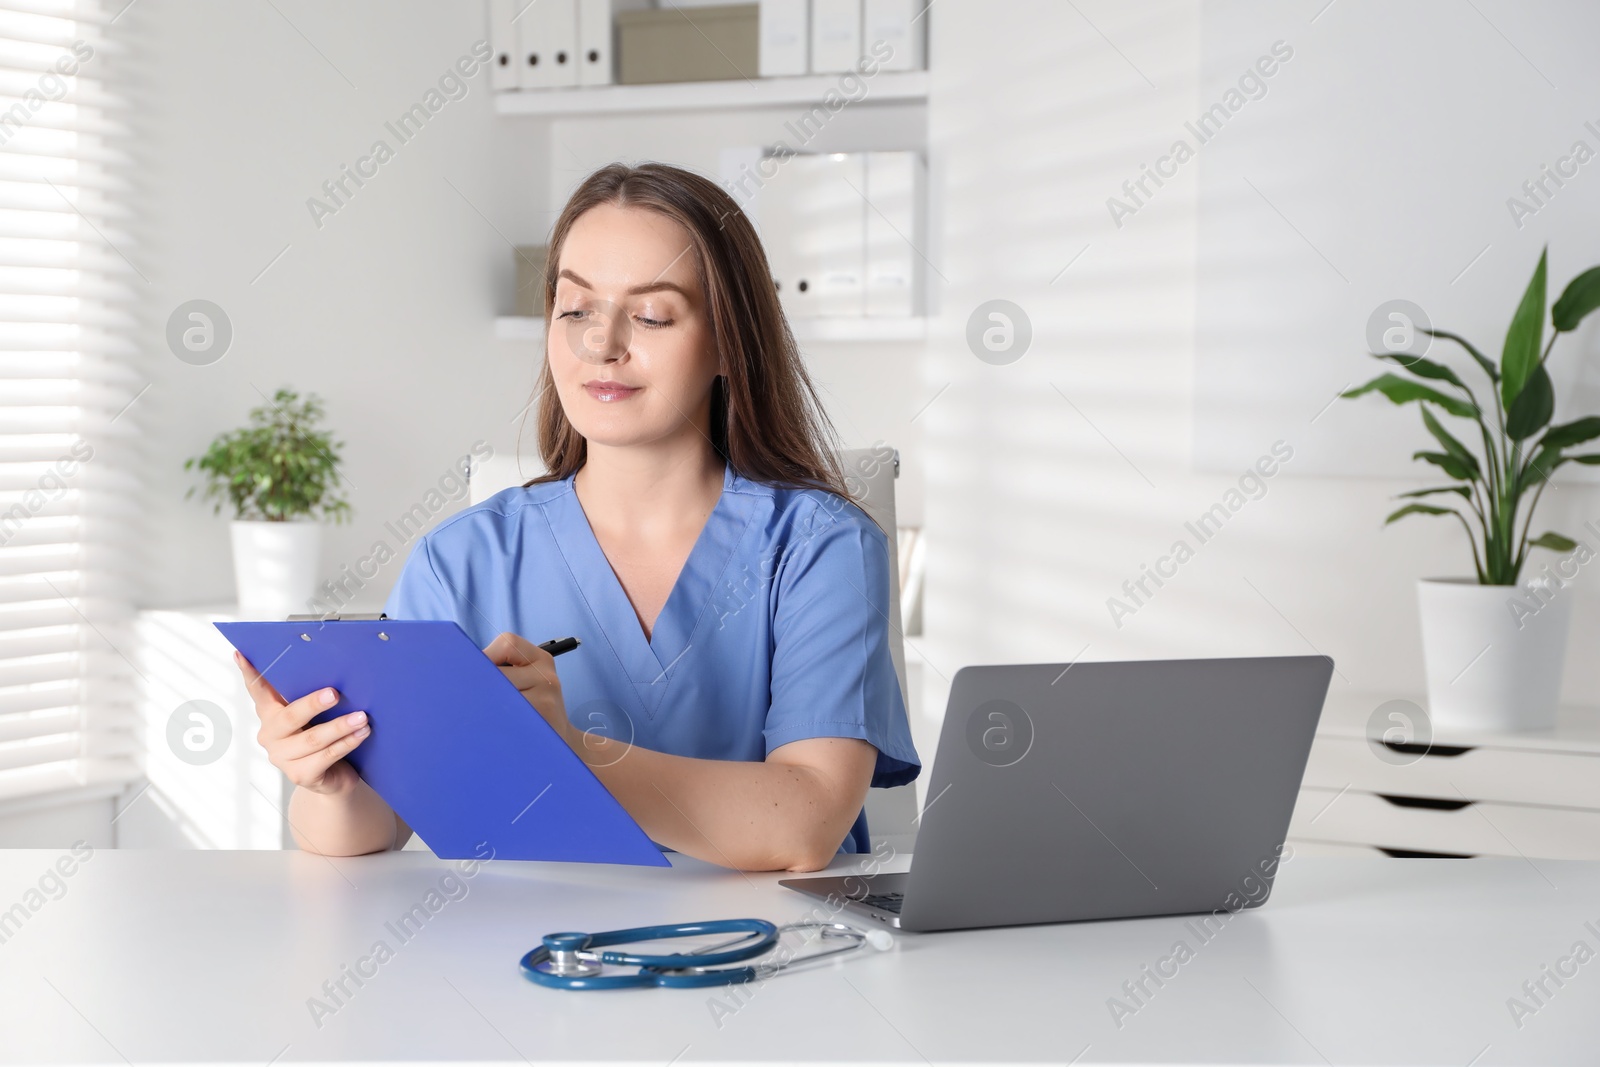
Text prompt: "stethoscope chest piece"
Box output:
[[534, 932, 606, 979]]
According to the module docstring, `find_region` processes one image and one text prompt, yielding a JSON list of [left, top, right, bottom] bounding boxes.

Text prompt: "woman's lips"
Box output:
[[583, 380, 641, 402]]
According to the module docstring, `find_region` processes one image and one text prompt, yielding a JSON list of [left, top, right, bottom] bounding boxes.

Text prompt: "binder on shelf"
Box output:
[[758, 0, 809, 77], [514, 0, 541, 89], [577, 0, 653, 86], [864, 150, 923, 316], [765, 151, 866, 317], [576, 0, 612, 86], [540, 0, 581, 88], [863, 0, 925, 71], [516, 0, 578, 89], [809, 0, 861, 73], [488, 0, 518, 90], [758, 152, 802, 314]]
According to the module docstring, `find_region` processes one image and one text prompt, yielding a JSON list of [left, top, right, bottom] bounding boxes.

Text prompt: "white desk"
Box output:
[[2, 848, 1597, 1065]]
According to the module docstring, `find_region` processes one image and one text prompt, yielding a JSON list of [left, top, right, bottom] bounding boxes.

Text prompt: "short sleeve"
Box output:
[[764, 501, 921, 789], [383, 538, 459, 622]]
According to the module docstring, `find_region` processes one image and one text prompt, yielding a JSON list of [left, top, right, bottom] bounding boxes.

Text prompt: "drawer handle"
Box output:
[[1378, 793, 1473, 811], [1378, 740, 1475, 758], [1378, 846, 1476, 859]]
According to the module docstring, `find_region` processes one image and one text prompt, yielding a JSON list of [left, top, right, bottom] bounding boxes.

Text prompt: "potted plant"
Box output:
[[1343, 248, 1600, 731], [185, 388, 352, 617]]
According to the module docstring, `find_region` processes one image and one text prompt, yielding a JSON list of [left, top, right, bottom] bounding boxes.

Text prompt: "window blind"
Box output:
[[0, 0, 139, 804]]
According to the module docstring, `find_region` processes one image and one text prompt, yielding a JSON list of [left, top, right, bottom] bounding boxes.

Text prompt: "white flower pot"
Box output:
[[230, 519, 323, 618], [1417, 577, 1572, 733]]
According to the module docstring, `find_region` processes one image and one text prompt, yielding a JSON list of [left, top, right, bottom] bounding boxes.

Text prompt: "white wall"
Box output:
[[1195, 0, 1600, 478], [916, 0, 1600, 757], [125, 0, 548, 613]]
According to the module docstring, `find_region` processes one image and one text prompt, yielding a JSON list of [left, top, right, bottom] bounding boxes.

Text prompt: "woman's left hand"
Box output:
[[482, 633, 578, 748]]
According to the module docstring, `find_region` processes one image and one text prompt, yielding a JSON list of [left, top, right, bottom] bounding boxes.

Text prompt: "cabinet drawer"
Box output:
[[1289, 787, 1600, 860], [1303, 736, 1600, 810]]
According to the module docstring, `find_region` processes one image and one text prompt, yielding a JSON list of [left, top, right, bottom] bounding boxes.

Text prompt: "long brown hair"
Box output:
[[521, 161, 853, 504]]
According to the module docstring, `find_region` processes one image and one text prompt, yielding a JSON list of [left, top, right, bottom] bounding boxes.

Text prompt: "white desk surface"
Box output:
[[2, 848, 1597, 1066]]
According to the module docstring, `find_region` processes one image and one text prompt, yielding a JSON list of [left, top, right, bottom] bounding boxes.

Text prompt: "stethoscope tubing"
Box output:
[[521, 919, 882, 990]]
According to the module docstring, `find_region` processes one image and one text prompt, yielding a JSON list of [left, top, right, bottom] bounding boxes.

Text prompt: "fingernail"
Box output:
[[320, 688, 337, 706], [350, 711, 367, 726], [353, 725, 371, 740]]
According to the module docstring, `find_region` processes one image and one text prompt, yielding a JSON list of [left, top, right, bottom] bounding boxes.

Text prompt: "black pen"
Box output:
[[537, 636, 581, 657]]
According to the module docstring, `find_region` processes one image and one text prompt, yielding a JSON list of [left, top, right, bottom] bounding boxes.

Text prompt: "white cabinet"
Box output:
[[1288, 693, 1600, 860]]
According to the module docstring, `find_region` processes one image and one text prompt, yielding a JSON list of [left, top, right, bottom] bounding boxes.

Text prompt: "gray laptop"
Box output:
[[780, 655, 1334, 933]]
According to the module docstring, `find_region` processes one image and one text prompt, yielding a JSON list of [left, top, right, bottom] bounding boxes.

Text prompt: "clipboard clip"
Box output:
[[285, 612, 389, 622]]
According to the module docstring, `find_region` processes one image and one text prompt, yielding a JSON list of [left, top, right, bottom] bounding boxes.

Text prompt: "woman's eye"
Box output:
[[635, 315, 671, 328], [558, 309, 587, 320]]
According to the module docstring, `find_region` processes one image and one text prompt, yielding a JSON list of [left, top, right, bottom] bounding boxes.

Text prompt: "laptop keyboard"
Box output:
[[861, 891, 905, 913]]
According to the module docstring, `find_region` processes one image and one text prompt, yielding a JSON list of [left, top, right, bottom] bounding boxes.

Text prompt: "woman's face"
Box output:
[[548, 202, 719, 452]]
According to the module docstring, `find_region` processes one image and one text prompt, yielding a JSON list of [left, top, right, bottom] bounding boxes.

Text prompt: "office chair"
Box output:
[[833, 446, 918, 852]]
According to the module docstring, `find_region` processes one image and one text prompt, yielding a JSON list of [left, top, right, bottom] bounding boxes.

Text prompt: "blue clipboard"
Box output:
[[215, 616, 670, 867]]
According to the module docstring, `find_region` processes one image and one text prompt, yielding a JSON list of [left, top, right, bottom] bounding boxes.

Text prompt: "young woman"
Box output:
[[238, 162, 920, 872]]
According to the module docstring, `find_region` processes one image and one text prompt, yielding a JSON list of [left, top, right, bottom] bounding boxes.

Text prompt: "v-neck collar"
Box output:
[[546, 462, 754, 719]]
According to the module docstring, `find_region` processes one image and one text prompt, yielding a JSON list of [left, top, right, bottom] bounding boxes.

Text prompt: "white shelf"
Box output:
[[493, 70, 928, 117], [494, 316, 925, 342]]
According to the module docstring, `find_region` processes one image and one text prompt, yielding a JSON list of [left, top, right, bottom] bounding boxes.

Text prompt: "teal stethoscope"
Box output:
[[520, 918, 894, 990]]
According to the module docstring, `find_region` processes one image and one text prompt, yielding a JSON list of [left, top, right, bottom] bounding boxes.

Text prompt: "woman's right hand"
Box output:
[[237, 649, 371, 795]]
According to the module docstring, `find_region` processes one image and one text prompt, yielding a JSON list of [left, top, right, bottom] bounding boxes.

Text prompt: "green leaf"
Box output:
[[1374, 352, 1470, 393], [1501, 247, 1547, 409], [1552, 265, 1600, 332], [1422, 328, 1499, 383], [1520, 445, 1567, 492], [1396, 485, 1472, 499], [1385, 503, 1457, 525], [1505, 362, 1554, 440], [1342, 374, 1478, 419], [1537, 416, 1600, 452], [1412, 450, 1475, 481], [1420, 406, 1481, 479], [1571, 453, 1600, 465], [1528, 531, 1579, 552]]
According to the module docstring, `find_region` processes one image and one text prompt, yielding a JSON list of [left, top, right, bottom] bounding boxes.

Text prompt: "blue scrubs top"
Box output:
[[382, 461, 921, 855]]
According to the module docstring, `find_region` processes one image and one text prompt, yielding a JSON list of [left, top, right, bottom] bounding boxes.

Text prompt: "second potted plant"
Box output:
[[185, 388, 352, 617], [1344, 248, 1600, 732]]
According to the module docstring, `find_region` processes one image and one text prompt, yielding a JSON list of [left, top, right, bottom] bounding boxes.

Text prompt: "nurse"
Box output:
[[238, 161, 921, 872]]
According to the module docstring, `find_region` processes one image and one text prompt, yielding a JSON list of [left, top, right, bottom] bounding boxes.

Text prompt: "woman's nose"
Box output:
[[565, 301, 632, 365]]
